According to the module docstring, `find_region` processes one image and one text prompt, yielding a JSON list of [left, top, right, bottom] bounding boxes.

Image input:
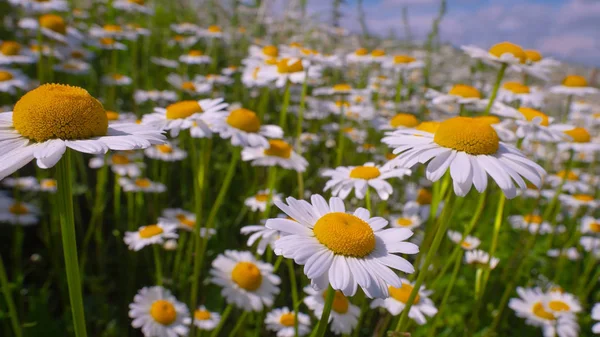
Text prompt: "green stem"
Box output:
[[335, 97, 346, 167], [394, 70, 404, 105], [209, 304, 233, 337], [279, 80, 291, 131], [483, 63, 507, 116], [286, 259, 300, 337], [365, 187, 372, 213], [427, 248, 462, 337], [153, 245, 163, 286], [0, 255, 21, 337], [263, 166, 277, 218], [311, 285, 336, 337], [227, 311, 248, 337]]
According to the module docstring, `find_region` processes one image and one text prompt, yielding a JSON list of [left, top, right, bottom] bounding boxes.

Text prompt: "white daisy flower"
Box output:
[[102, 74, 133, 86], [0, 198, 39, 226], [509, 214, 558, 235], [244, 189, 283, 212], [240, 223, 279, 255], [89, 151, 145, 178], [191, 306, 220, 331], [0, 40, 37, 65], [382, 116, 546, 199], [94, 37, 128, 51], [303, 286, 360, 335], [119, 177, 166, 193], [19, 15, 84, 45], [322, 162, 411, 200], [128, 286, 190, 337], [144, 142, 187, 162], [257, 58, 321, 88], [265, 307, 311, 337], [266, 194, 418, 298], [581, 216, 600, 235], [113, 0, 154, 14], [151, 57, 179, 69], [89, 24, 136, 40], [447, 230, 481, 250], [0, 84, 165, 181], [461, 42, 529, 69], [426, 84, 485, 106], [170, 22, 200, 35], [559, 193, 598, 210], [389, 213, 423, 230], [53, 60, 92, 75], [492, 105, 572, 143], [248, 44, 280, 61], [242, 139, 307, 172], [210, 250, 281, 311], [124, 222, 178, 251], [159, 209, 214, 236], [557, 127, 600, 153], [134, 90, 178, 105], [2, 176, 39, 191], [0, 68, 29, 94], [550, 75, 599, 97], [346, 48, 372, 64], [465, 249, 499, 269], [497, 81, 544, 108], [547, 248, 580, 261], [198, 25, 225, 39], [376, 113, 420, 131], [179, 50, 211, 65], [39, 178, 57, 193], [383, 54, 424, 71], [546, 169, 589, 194], [370, 279, 438, 325]]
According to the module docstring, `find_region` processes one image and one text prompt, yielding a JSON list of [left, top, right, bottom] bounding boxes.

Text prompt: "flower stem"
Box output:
[[365, 187, 372, 213], [209, 304, 233, 337], [227, 311, 249, 337], [152, 245, 163, 286], [0, 255, 21, 337], [286, 259, 300, 337], [279, 80, 291, 131], [335, 96, 346, 167], [311, 285, 336, 337], [483, 63, 507, 115], [427, 247, 462, 337], [56, 150, 88, 337]]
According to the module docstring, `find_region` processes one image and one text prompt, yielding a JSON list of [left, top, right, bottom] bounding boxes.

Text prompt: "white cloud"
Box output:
[[537, 34, 598, 58]]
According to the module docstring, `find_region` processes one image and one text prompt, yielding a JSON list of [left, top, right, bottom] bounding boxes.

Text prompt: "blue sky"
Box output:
[[300, 0, 600, 66]]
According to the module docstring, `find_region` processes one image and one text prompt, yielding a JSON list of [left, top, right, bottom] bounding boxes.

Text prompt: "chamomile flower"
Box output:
[[265, 307, 311, 337], [89, 151, 145, 178], [124, 222, 178, 251], [39, 178, 57, 193], [1, 176, 39, 191], [89, 24, 136, 40], [210, 250, 281, 311], [244, 189, 282, 212], [581, 216, 600, 235], [240, 223, 279, 255], [370, 279, 437, 325], [546, 170, 589, 194], [0, 41, 37, 65], [559, 193, 598, 209], [11, 0, 68, 13], [492, 105, 571, 143], [303, 286, 360, 335], [258, 58, 320, 88], [113, 0, 154, 15], [102, 74, 132, 86], [558, 127, 600, 153], [267, 194, 418, 298], [447, 230, 481, 250], [248, 45, 280, 61], [462, 41, 528, 69], [119, 177, 166, 193], [199, 25, 225, 39], [321, 163, 411, 200], [134, 90, 178, 105], [383, 116, 546, 198], [0, 84, 165, 181], [151, 57, 179, 69], [547, 248, 580, 261], [53, 60, 92, 75], [94, 37, 128, 51], [376, 113, 420, 131], [346, 48, 372, 64], [179, 50, 211, 65], [383, 55, 424, 71], [497, 82, 544, 108], [465, 249, 499, 269], [389, 213, 423, 230], [509, 214, 557, 235], [159, 208, 215, 236], [128, 286, 189, 337], [19, 15, 84, 45], [0, 68, 29, 94], [550, 75, 599, 96], [0, 198, 39, 226], [144, 143, 187, 162], [242, 140, 308, 172], [207, 108, 283, 148], [191, 306, 220, 331], [427, 84, 484, 106]]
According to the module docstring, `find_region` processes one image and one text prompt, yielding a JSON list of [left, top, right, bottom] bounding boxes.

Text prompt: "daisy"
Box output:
[[389, 212, 423, 230], [461, 42, 528, 70], [244, 189, 283, 212], [248, 44, 280, 61], [199, 25, 225, 39], [89, 151, 145, 178], [124, 222, 178, 251], [144, 142, 188, 162], [39, 178, 57, 193], [509, 214, 559, 235], [321, 162, 411, 200], [0, 68, 29, 94], [370, 279, 438, 325], [134, 90, 178, 105], [497, 82, 544, 108], [559, 193, 598, 210], [492, 105, 571, 143], [240, 222, 279, 255], [209, 250, 280, 311], [159, 208, 215, 236], [265, 307, 311, 337], [209, 107, 282, 148], [142, 98, 228, 137], [53, 60, 92, 76], [170, 22, 200, 34], [179, 50, 211, 65], [129, 286, 189, 337], [550, 75, 599, 97], [558, 127, 600, 153], [94, 37, 128, 51], [547, 248, 580, 261], [151, 57, 179, 69], [19, 15, 84, 45], [592, 303, 600, 334], [383, 55, 424, 72], [376, 113, 420, 131], [447, 230, 481, 250], [426, 84, 484, 106], [119, 177, 166, 193], [113, 0, 154, 15], [465, 249, 499, 269], [303, 286, 360, 335], [10, 0, 68, 13], [266, 194, 418, 298], [167, 35, 199, 48], [382, 116, 546, 198], [0, 198, 39, 226], [0, 41, 37, 65], [242, 139, 308, 172], [191, 306, 220, 331], [546, 170, 589, 194], [258, 58, 321, 88], [581, 216, 600, 235], [102, 74, 133, 86], [89, 24, 136, 40], [0, 84, 165, 181], [346, 48, 372, 64], [1, 176, 39, 191]]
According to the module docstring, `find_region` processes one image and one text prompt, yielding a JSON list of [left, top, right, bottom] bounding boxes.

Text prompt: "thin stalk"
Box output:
[[0, 255, 21, 337], [334, 96, 346, 167], [279, 80, 291, 131], [227, 311, 249, 337], [209, 304, 233, 337], [482, 63, 507, 115], [286, 259, 300, 337], [153, 245, 163, 286], [311, 285, 336, 337]]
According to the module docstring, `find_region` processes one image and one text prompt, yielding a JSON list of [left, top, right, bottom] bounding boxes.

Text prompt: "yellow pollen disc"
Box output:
[[1, 41, 21, 56], [277, 58, 304, 74], [448, 84, 481, 98], [349, 166, 381, 180], [589, 223, 600, 233], [0, 71, 13, 82], [355, 48, 368, 56], [231, 262, 263, 291], [106, 111, 120, 121], [208, 25, 221, 33], [41, 179, 57, 188], [524, 50, 542, 62], [188, 50, 203, 56], [474, 116, 501, 125], [262, 45, 278, 58], [322, 290, 349, 314], [103, 24, 122, 32], [573, 194, 594, 202], [149, 300, 177, 325], [226, 108, 261, 132], [71, 51, 84, 58], [129, 0, 145, 4], [335, 101, 350, 108], [396, 218, 413, 227], [173, 35, 184, 42], [9, 203, 29, 215], [461, 241, 472, 249], [264, 140, 292, 158], [135, 178, 152, 188], [564, 127, 590, 143], [417, 189, 432, 205], [157, 144, 173, 153], [313, 212, 376, 258], [548, 300, 570, 312], [165, 101, 202, 119], [194, 310, 211, 320], [39, 14, 67, 35], [181, 82, 195, 91], [389, 283, 420, 304], [503, 81, 530, 94], [390, 113, 419, 128], [255, 194, 269, 202], [371, 49, 385, 57], [139, 225, 164, 238], [488, 42, 526, 63], [289, 42, 302, 48], [532, 302, 555, 320], [238, 27, 246, 33], [100, 38, 115, 46], [111, 154, 130, 165], [524, 214, 543, 224], [393, 55, 416, 64], [562, 75, 587, 87], [433, 117, 500, 155], [416, 121, 441, 134], [29, 44, 42, 52], [518, 107, 549, 126], [556, 170, 578, 180], [13, 84, 107, 142], [333, 84, 352, 92], [279, 313, 295, 327]]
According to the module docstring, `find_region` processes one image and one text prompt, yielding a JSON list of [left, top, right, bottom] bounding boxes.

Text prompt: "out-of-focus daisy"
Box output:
[[159, 208, 214, 235], [135, 90, 178, 105], [303, 286, 360, 335], [558, 127, 600, 153], [492, 105, 571, 143], [143, 98, 227, 137], [592, 303, 600, 334], [39, 178, 57, 193], [497, 82, 543, 107], [346, 48, 372, 64], [1, 176, 39, 191], [191, 306, 220, 331], [205, 107, 283, 148], [427, 84, 484, 106], [0, 68, 29, 94], [53, 60, 92, 75], [129, 286, 189, 337], [447, 230, 481, 250], [509, 214, 557, 235], [370, 279, 437, 325], [124, 222, 178, 251], [199, 25, 225, 39], [376, 113, 420, 131], [170, 22, 200, 34], [94, 37, 127, 51], [0, 40, 37, 65], [10, 0, 68, 13], [465, 249, 499, 269], [144, 142, 187, 162], [90, 24, 136, 40], [102, 73, 132, 86], [389, 212, 422, 230], [179, 50, 211, 65], [0, 198, 39, 226], [258, 58, 320, 88], [547, 248, 580, 261], [550, 75, 599, 96], [559, 193, 598, 210], [546, 170, 589, 194], [242, 140, 308, 172], [581, 216, 600, 235], [19, 14, 84, 45], [265, 307, 311, 337], [210, 250, 280, 311], [119, 177, 166, 193], [151, 57, 179, 69], [113, 0, 154, 14], [383, 54, 424, 71], [89, 151, 145, 178], [321, 162, 411, 200], [462, 41, 528, 69], [244, 189, 282, 212]]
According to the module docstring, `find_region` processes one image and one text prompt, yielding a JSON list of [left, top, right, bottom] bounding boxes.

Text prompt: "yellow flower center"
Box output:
[[390, 113, 419, 128], [135, 178, 152, 188], [416, 121, 440, 134], [9, 203, 29, 215], [157, 144, 173, 153], [231, 262, 263, 291], [503, 81, 530, 94], [433, 117, 500, 155], [385, 153, 397, 160], [0, 71, 13, 82], [111, 154, 130, 165], [518, 107, 549, 126], [129, 0, 145, 4], [262, 45, 278, 58], [393, 55, 416, 64], [564, 127, 591, 143], [106, 111, 120, 121], [488, 42, 526, 63], [335, 101, 350, 108], [322, 290, 349, 314], [590, 222, 600, 233], [165, 101, 202, 119], [264, 140, 292, 158], [1, 41, 21, 56], [313, 213, 376, 258], [562, 75, 587, 87], [524, 50, 542, 62], [71, 51, 84, 59], [39, 14, 67, 35], [532, 302, 555, 321], [103, 24, 122, 32], [461, 241, 472, 249], [573, 194, 594, 202], [448, 84, 481, 98], [99, 38, 115, 46], [194, 309, 211, 320], [556, 170, 578, 181], [333, 84, 352, 92], [355, 48, 368, 56], [417, 189, 432, 205], [111, 74, 124, 80], [208, 25, 221, 33], [255, 193, 269, 202], [474, 116, 501, 125], [188, 50, 203, 56], [279, 313, 295, 327], [149, 300, 177, 325], [13, 84, 107, 142], [371, 49, 385, 57], [396, 218, 413, 227], [389, 283, 420, 304], [226, 108, 261, 132], [277, 58, 304, 74], [41, 179, 57, 188], [349, 166, 381, 180], [523, 214, 542, 224], [139, 225, 164, 238], [181, 82, 195, 91], [548, 300, 570, 312]]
